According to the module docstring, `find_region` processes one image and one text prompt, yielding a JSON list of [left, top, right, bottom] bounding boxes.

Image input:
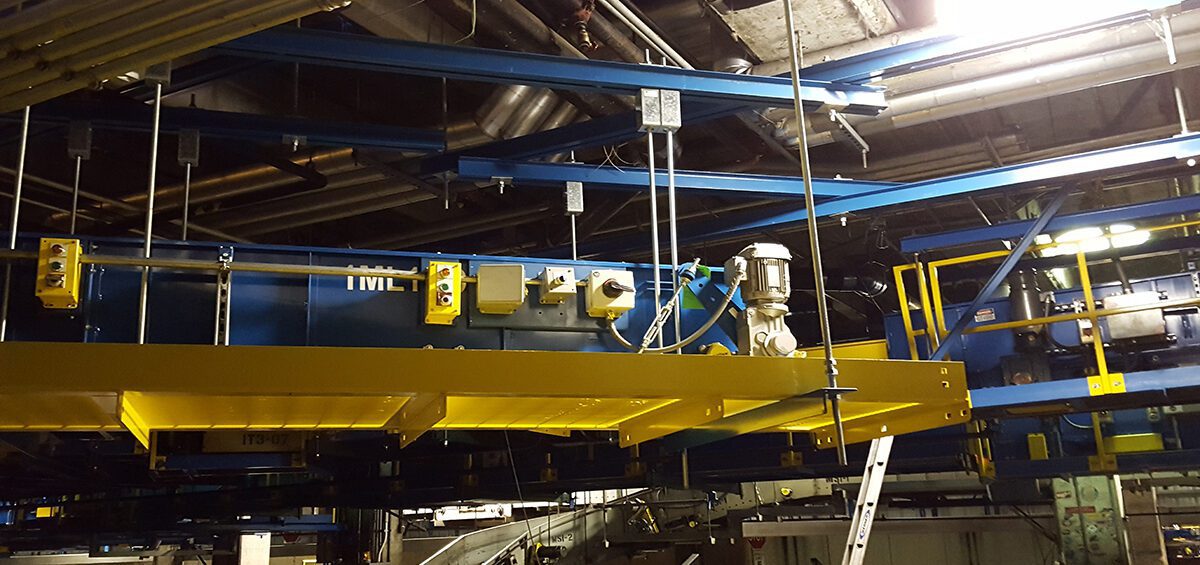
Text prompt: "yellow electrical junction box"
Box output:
[[35, 237, 82, 309], [425, 261, 462, 325]]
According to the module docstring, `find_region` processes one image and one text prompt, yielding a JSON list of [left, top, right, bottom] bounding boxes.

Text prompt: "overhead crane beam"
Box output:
[[212, 28, 887, 115], [455, 157, 898, 199], [3, 98, 446, 153], [576, 132, 1200, 255], [900, 192, 1200, 253], [0, 342, 968, 449]]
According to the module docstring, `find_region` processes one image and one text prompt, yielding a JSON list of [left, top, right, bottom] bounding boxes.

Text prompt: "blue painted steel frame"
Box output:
[[3, 99, 446, 153], [929, 187, 1070, 360], [214, 28, 887, 114], [455, 157, 897, 199], [574, 133, 1200, 254], [972, 365, 1200, 416], [901, 193, 1200, 253]]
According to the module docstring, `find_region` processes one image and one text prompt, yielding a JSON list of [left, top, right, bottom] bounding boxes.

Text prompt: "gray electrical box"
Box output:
[[638, 88, 682, 132], [564, 181, 584, 215]]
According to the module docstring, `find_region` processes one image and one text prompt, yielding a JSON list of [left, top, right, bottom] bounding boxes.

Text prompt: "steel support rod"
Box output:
[[930, 186, 1072, 360], [181, 162, 191, 240], [666, 129, 681, 351], [647, 131, 663, 347], [136, 82, 163, 345], [781, 0, 846, 465], [569, 214, 578, 261], [69, 155, 81, 234], [0, 105, 30, 343]]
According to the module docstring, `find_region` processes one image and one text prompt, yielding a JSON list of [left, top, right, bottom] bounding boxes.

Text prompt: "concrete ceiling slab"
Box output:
[[720, 0, 900, 62]]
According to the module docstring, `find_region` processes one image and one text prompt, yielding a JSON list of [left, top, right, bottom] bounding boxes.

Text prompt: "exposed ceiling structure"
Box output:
[[0, 0, 1196, 337]]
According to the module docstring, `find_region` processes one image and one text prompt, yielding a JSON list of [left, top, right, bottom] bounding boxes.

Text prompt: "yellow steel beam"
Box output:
[[0, 343, 969, 447], [806, 401, 970, 449], [387, 394, 447, 448], [797, 339, 888, 360], [119, 393, 152, 448], [0, 342, 961, 400], [618, 397, 724, 447]]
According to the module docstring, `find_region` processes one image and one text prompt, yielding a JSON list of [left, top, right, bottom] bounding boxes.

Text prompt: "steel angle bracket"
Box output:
[[386, 393, 447, 448]]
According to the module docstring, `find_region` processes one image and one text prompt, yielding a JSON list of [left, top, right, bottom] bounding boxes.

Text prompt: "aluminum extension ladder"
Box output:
[[841, 435, 894, 565]]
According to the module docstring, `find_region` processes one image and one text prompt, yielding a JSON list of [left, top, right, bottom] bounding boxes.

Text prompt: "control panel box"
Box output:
[[585, 269, 636, 318], [476, 264, 527, 315], [539, 267, 577, 304], [425, 261, 462, 325], [35, 237, 82, 309]]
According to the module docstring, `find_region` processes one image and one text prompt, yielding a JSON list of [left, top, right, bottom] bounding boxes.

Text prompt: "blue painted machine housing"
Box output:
[[6, 234, 738, 354]]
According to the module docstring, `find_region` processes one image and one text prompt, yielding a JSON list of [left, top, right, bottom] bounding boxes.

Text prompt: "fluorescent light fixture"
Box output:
[[1109, 223, 1136, 234], [936, 0, 1177, 42], [1056, 227, 1103, 243], [1079, 236, 1112, 253], [1112, 229, 1151, 248], [1034, 234, 1053, 245]]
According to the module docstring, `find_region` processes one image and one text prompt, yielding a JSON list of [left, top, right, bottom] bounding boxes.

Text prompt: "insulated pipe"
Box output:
[[540, 101, 580, 131], [0, 0, 345, 113], [475, 85, 540, 139], [47, 148, 361, 227], [0, 0, 225, 82], [238, 189, 438, 236], [501, 88, 559, 139], [778, 11, 1200, 146], [596, 0, 690, 69], [0, 165, 242, 241], [0, 0, 158, 57], [0, 0, 91, 43], [198, 174, 408, 230]]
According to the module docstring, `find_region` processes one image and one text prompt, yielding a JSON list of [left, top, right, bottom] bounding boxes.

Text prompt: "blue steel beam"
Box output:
[[455, 157, 897, 199], [214, 28, 887, 115], [900, 193, 1200, 253], [972, 365, 1200, 418], [420, 103, 740, 174], [929, 187, 1070, 360], [572, 133, 1200, 256], [3, 99, 445, 153]]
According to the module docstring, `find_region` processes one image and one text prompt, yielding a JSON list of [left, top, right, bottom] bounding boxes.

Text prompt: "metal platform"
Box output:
[[0, 342, 969, 449]]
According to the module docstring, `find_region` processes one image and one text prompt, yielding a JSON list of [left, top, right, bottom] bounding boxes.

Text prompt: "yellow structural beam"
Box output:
[[0, 342, 969, 449]]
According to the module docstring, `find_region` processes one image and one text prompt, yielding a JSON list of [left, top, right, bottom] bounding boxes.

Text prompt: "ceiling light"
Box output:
[[1112, 230, 1151, 248], [1056, 227, 1103, 243], [936, 0, 1177, 42], [1109, 223, 1136, 234]]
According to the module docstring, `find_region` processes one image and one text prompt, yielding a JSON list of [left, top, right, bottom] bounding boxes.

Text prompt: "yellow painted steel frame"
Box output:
[[0, 343, 969, 450], [898, 227, 1200, 471]]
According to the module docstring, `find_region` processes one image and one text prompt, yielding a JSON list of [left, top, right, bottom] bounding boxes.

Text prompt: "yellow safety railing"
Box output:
[[892, 217, 1200, 471]]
